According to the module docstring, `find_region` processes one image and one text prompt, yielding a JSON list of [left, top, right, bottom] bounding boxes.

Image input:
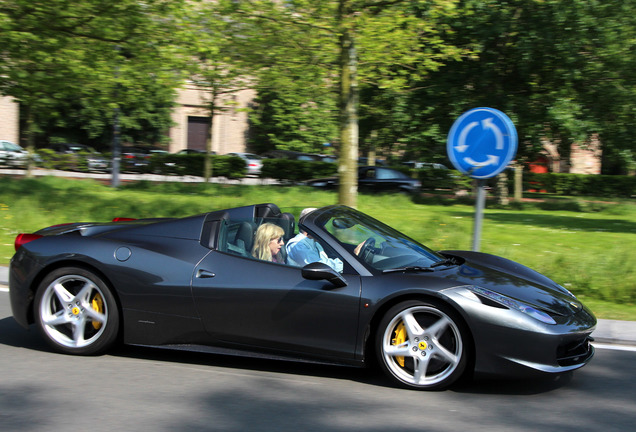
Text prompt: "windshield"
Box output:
[[3, 141, 24, 151], [313, 207, 445, 271]]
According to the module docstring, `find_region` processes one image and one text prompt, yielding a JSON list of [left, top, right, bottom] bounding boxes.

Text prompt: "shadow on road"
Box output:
[[0, 314, 577, 395], [0, 317, 49, 352]]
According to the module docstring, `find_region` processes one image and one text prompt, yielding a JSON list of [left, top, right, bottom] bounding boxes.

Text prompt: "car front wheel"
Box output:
[[376, 300, 468, 390], [34, 267, 119, 355]]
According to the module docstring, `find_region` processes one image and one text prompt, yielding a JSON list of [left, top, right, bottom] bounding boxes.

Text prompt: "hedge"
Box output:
[[23, 150, 636, 197], [260, 158, 338, 183], [525, 172, 635, 198], [148, 154, 247, 179]]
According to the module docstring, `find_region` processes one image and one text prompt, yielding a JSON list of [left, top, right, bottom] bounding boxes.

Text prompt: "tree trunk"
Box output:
[[337, 9, 359, 208], [204, 91, 217, 183], [24, 105, 35, 179]]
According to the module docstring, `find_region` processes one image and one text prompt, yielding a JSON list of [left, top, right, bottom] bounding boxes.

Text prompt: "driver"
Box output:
[[286, 208, 344, 272]]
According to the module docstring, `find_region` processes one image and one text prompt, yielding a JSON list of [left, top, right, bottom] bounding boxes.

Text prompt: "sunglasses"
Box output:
[[270, 237, 284, 243]]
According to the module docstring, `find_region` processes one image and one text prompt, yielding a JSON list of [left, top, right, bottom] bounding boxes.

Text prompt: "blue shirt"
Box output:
[[286, 233, 343, 272]]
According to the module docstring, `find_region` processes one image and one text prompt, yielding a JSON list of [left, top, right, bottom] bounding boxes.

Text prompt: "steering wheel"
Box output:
[[358, 237, 376, 263]]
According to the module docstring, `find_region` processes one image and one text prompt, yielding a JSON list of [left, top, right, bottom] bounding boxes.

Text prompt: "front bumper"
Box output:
[[443, 287, 596, 378]]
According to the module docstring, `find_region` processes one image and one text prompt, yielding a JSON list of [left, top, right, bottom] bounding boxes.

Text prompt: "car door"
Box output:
[[191, 251, 362, 361], [359, 167, 396, 192]]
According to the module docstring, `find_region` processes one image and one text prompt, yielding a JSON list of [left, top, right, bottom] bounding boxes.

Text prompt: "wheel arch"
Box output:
[[27, 260, 123, 336], [363, 292, 476, 376]]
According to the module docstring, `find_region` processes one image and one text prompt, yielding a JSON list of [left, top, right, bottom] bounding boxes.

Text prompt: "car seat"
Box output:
[[234, 221, 255, 256]]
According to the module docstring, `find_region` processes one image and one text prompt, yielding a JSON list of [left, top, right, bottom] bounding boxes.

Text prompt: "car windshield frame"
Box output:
[[310, 206, 445, 272]]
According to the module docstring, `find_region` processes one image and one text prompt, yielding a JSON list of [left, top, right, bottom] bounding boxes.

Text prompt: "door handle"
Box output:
[[196, 269, 216, 278]]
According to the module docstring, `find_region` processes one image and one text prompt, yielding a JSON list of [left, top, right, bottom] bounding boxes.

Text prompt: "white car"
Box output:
[[227, 152, 263, 176], [0, 140, 29, 167]]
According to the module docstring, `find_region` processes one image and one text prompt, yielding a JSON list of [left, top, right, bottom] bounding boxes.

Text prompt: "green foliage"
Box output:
[[35, 148, 97, 172], [0, 0, 186, 150], [527, 173, 636, 198], [260, 159, 338, 183], [249, 87, 338, 155], [147, 154, 247, 179], [370, 0, 636, 173]]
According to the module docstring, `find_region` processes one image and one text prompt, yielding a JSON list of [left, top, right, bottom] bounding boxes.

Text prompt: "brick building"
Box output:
[[168, 82, 255, 154], [531, 138, 602, 175], [1, 84, 254, 155], [0, 96, 20, 144]]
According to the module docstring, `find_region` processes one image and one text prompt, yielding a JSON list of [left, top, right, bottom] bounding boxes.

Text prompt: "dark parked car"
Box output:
[[402, 161, 449, 170], [307, 166, 421, 194], [358, 157, 386, 166], [176, 149, 214, 155], [49, 143, 109, 172], [10, 203, 595, 390], [263, 149, 327, 162], [119, 146, 169, 172]]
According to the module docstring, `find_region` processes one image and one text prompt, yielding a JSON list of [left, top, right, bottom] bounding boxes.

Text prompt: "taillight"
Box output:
[[14, 233, 43, 251], [112, 217, 137, 222]]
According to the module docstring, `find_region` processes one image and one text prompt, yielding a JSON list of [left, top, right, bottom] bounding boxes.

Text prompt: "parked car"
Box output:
[[402, 161, 449, 170], [0, 140, 29, 167], [358, 157, 386, 166], [227, 152, 263, 176], [307, 166, 422, 194], [120, 146, 153, 172], [176, 148, 214, 155], [317, 154, 337, 163], [49, 143, 109, 172], [10, 203, 596, 390], [262, 149, 325, 162]]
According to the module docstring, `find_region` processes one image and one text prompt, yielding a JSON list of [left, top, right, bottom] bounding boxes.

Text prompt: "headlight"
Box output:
[[466, 286, 556, 325]]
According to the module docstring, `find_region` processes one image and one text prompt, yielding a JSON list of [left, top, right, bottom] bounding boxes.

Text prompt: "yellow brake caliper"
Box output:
[[91, 293, 104, 330], [392, 321, 407, 367]]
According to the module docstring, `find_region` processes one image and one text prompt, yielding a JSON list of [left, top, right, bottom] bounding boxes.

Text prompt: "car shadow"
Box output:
[[0, 317, 49, 352], [109, 345, 579, 395], [451, 372, 574, 395], [110, 343, 387, 387], [0, 316, 574, 395]]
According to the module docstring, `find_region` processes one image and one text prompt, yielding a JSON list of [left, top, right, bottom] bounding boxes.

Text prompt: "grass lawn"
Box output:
[[1, 175, 635, 320]]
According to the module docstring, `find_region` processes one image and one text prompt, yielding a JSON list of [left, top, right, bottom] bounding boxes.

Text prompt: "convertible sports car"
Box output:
[[9, 203, 596, 390]]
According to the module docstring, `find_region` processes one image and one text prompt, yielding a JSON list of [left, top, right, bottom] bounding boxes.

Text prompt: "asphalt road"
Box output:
[[1, 290, 636, 432]]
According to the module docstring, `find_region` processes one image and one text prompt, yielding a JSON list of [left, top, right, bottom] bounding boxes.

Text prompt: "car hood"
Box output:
[[438, 250, 583, 317]]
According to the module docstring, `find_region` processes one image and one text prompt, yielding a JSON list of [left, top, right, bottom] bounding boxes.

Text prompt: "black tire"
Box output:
[[375, 300, 468, 390], [34, 267, 119, 355]]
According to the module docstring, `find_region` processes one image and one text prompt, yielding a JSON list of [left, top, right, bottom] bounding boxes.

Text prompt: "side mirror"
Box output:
[[301, 262, 347, 288]]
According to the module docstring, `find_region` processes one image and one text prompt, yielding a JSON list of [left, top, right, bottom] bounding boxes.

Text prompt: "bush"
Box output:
[[147, 154, 247, 179], [526, 173, 636, 198], [260, 159, 337, 183]]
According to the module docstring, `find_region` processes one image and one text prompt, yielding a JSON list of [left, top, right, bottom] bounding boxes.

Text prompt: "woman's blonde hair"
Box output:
[[251, 223, 285, 261]]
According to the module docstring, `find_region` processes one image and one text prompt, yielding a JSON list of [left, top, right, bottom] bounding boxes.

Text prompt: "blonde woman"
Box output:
[[251, 223, 285, 263]]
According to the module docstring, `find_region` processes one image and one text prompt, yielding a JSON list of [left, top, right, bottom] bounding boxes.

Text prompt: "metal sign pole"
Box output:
[[472, 179, 486, 251], [447, 107, 518, 253]]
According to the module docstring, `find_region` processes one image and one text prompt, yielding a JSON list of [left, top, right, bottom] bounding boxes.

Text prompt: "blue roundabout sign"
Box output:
[[447, 108, 518, 179]]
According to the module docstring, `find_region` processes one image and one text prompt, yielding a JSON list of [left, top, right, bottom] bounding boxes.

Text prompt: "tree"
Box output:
[[0, 0, 186, 175], [378, 0, 636, 174], [249, 86, 338, 155], [174, 2, 264, 182], [219, 0, 467, 206]]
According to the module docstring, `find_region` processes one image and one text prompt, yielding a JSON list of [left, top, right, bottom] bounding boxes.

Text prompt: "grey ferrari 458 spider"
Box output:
[[9, 203, 595, 390]]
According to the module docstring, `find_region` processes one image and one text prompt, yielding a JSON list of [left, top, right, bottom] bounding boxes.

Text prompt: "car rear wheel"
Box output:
[[34, 267, 119, 355], [376, 300, 468, 390]]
